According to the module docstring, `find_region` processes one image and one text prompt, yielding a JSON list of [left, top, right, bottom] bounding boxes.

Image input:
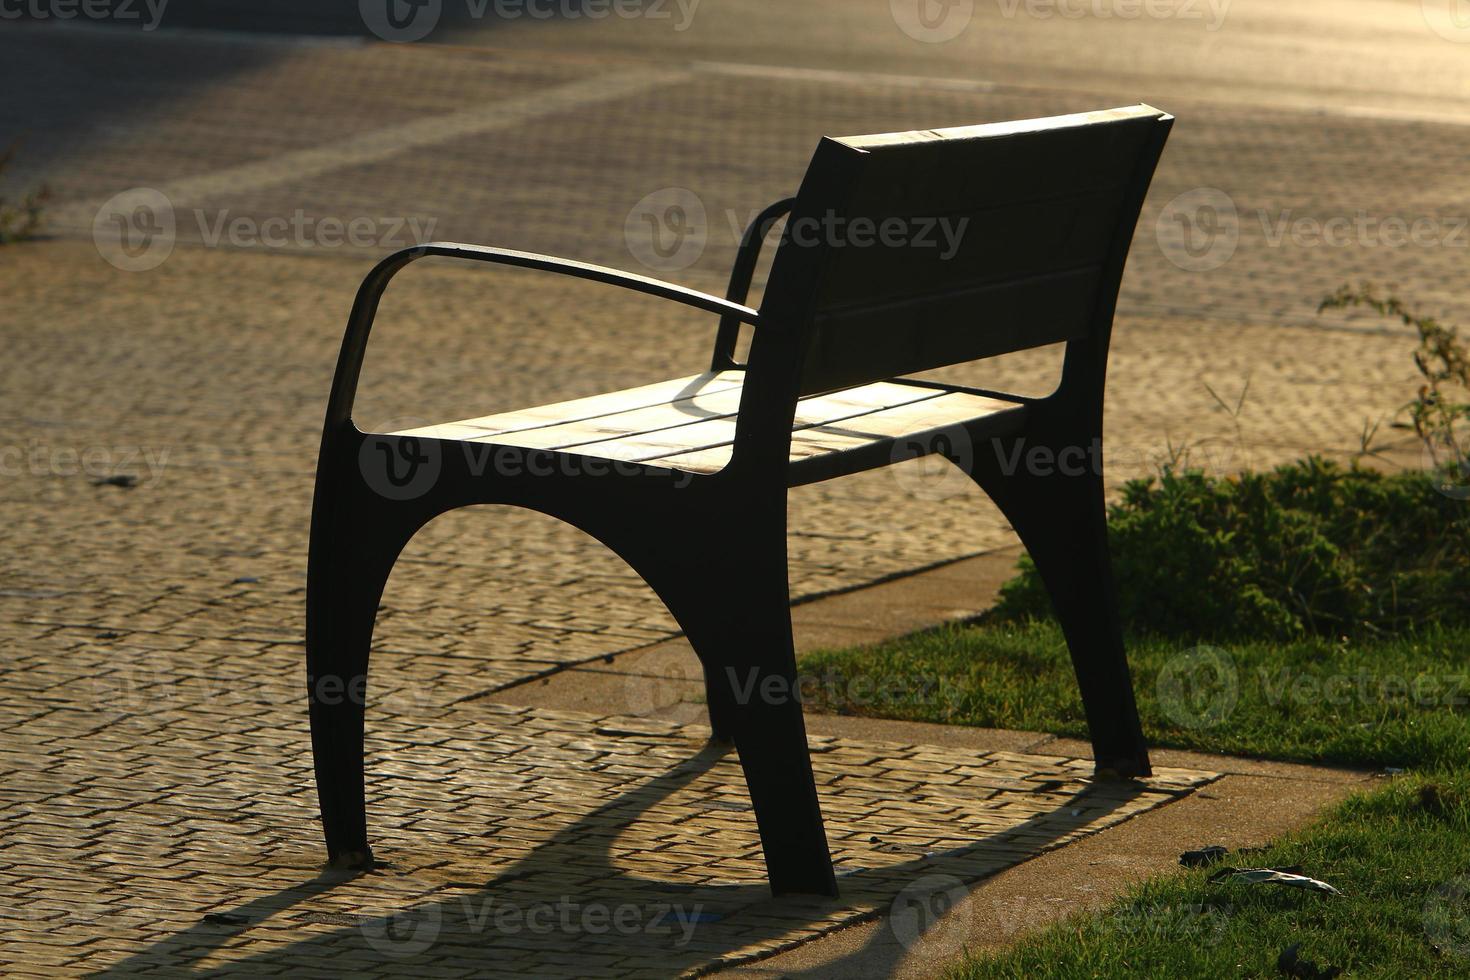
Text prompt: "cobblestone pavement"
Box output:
[[3, 4, 1461, 974], [2, 241, 1423, 696], [0, 659, 1213, 976]]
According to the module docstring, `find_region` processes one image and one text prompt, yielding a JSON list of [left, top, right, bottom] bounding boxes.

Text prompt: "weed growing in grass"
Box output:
[[1320, 283, 1470, 498], [0, 143, 48, 244]]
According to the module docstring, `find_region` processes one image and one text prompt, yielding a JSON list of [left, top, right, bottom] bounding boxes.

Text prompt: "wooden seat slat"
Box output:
[[395, 370, 745, 440], [390, 376, 988, 476]]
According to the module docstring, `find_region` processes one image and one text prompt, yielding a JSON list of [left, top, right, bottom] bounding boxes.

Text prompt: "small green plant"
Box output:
[[1320, 283, 1470, 492], [991, 458, 1470, 640], [0, 142, 48, 244]]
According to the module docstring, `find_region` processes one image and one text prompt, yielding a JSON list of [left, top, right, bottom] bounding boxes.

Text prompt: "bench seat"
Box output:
[[393, 372, 1027, 483]]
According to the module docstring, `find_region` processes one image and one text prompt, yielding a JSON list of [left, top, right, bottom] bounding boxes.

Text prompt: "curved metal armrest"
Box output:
[[712, 197, 796, 370], [326, 242, 763, 427]]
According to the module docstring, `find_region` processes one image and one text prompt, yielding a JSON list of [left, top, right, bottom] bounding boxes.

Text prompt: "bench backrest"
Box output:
[[747, 105, 1172, 403]]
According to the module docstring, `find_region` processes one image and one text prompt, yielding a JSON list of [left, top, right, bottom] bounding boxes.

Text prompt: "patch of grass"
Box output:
[[800, 621, 1470, 771], [949, 771, 1470, 978], [992, 459, 1470, 641]]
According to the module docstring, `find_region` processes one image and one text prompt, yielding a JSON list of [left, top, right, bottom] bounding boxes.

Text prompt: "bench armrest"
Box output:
[[325, 242, 763, 427], [712, 197, 795, 370]]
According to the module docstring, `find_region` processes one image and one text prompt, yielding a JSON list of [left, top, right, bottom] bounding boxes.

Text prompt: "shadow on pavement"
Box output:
[[93, 740, 1146, 977], [2, 0, 653, 38]]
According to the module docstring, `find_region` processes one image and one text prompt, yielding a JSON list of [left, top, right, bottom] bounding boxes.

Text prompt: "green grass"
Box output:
[[799, 620, 1470, 771], [948, 772, 1470, 979], [800, 621, 1470, 976], [991, 460, 1470, 642]]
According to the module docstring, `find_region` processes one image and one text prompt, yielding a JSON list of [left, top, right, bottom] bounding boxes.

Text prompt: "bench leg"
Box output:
[[965, 429, 1151, 778], [701, 667, 740, 742], [305, 465, 413, 869], [634, 523, 838, 897], [706, 639, 837, 896]]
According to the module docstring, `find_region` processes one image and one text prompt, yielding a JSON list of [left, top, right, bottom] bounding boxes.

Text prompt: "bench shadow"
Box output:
[[94, 739, 1155, 977]]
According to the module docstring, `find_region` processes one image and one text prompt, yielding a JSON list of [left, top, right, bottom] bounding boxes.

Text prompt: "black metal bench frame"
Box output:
[[306, 105, 1174, 897]]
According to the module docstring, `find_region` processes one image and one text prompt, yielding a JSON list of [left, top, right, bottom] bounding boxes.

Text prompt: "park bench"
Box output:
[[305, 104, 1174, 897]]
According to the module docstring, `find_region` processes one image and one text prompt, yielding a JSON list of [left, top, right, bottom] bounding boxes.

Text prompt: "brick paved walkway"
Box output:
[[1, 658, 1212, 977], [1, 240, 1421, 695]]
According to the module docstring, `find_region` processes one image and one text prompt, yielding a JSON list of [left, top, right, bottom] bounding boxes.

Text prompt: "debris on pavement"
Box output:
[[201, 912, 249, 925]]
